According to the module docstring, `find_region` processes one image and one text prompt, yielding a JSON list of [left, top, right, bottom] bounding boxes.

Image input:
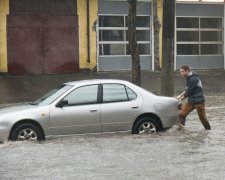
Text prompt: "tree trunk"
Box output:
[[161, 0, 175, 96], [153, 0, 161, 71], [127, 0, 141, 86]]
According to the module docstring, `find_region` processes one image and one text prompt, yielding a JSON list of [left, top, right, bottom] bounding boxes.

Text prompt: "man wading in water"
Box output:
[[176, 65, 211, 130]]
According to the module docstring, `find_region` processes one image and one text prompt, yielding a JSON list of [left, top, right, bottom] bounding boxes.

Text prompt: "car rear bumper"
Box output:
[[161, 116, 179, 129]]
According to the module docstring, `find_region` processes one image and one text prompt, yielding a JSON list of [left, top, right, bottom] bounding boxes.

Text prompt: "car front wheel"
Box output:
[[133, 117, 159, 134], [10, 123, 44, 141]]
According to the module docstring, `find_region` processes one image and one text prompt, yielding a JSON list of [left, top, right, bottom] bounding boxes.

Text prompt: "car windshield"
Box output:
[[30, 84, 73, 105]]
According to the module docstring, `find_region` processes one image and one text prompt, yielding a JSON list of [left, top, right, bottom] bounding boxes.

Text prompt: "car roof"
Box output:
[[64, 79, 130, 86], [63, 79, 155, 97]]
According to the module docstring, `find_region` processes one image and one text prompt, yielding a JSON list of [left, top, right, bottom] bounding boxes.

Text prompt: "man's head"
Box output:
[[179, 65, 190, 78]]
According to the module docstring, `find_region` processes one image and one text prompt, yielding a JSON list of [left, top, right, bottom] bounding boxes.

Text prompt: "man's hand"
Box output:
[[176, 91, 186, 100], [176, 95, 182, 100], [176, 95, 185, 101]]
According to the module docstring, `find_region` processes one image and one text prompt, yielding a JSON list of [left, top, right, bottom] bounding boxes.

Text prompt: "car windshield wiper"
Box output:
[[30, 97, 47, 105], [29, 102, 38, 105]]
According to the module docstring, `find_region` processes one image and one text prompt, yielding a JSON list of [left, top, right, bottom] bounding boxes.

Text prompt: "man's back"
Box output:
[[185, 72, 205, 104]]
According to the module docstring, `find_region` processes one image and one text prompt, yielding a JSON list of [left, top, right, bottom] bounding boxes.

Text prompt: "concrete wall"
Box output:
[[0, 0, 9, 73], [77, 0, 98, 70]]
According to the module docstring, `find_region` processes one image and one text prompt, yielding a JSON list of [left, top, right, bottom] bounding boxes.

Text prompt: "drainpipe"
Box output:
[[87, 0, 90, 63]]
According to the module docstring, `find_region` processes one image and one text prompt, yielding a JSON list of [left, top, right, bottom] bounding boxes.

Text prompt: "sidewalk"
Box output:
[[0, 70, 225, 104]]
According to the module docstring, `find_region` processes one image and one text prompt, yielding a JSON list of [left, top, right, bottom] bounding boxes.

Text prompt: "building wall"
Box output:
[[1, 0, 97, 73], [77, 0, 98, 70], [1, 1, 224, 73], [0, 0, 9, 72]]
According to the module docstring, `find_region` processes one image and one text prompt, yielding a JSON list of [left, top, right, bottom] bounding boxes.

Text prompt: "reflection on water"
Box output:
[[1, 96, 225, 180]]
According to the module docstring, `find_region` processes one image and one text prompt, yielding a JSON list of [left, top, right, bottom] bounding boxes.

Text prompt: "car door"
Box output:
[[49, 84, 101, 135], [100, 83, 142, 132]]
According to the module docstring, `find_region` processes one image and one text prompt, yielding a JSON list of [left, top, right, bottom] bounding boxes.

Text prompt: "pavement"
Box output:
[[0, 70, 225, 104]]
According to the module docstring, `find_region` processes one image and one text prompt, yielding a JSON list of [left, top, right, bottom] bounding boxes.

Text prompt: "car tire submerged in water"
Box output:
[[10, 123, 44, 141], [133, 117, 159, 134]]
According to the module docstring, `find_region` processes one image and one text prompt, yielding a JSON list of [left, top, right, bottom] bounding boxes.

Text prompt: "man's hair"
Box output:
[[180, 65, 190, 71]]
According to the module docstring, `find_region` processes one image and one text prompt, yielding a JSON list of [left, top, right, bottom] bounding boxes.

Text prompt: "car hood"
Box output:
[[0, 103, 39, 115]]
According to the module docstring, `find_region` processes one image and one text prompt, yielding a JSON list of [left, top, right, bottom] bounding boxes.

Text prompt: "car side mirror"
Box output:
[[56, 100, 68, 108]]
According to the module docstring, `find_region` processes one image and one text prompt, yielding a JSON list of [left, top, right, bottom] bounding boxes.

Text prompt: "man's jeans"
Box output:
[[179, 102, 211, 130]]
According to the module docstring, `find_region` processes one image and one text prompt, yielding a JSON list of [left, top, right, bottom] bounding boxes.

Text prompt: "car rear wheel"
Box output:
[[133, 117, 159, 134], [10, 123, 44, 141]]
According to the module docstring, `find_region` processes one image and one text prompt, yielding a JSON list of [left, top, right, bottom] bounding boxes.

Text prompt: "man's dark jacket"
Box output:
[[184, 72, 205, 104]]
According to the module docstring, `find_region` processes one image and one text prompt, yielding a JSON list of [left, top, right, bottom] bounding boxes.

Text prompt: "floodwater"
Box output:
[[0, 96, 225, 180]]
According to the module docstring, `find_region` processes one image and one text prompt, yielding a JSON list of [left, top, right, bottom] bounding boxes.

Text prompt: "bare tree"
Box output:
[[160, 0, 175, 96], [127, 0, 141, 86]]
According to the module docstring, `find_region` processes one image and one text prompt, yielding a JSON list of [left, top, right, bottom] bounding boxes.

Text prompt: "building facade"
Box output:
[[97, 0, 153, 71], [0, 0, 224, 75], [176, 2, 224, 69]]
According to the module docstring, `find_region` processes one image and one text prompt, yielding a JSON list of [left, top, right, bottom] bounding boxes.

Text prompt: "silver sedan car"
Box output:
[[0, 79, 179, 142]]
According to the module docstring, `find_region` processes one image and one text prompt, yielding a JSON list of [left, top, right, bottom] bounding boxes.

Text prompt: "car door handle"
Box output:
[[90, 109, 98, 112], [131, 106, 139, 109]]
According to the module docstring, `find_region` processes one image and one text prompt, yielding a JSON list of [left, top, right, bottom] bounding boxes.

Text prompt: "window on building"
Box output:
[[98, 15, 151, 56], [176, 17, 223, 55]]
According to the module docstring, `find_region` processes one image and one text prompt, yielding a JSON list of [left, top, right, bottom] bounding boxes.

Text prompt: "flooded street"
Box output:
[[1, 95, 225, 180]]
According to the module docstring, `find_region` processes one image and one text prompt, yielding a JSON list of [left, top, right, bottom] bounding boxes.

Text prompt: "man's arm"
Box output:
[[176, 91, 186, 100]]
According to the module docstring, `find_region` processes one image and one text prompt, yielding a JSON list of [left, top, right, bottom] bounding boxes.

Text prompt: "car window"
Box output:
[[103, 84, 128, 103], [64, 85, 98, 105], [125, 86, 137, 100]]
